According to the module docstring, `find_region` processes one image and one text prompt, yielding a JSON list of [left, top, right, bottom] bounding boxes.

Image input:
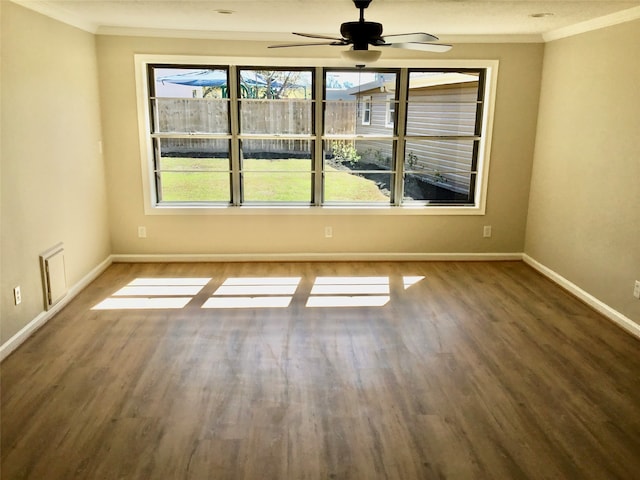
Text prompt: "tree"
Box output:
[[255, 70, 305, 99]]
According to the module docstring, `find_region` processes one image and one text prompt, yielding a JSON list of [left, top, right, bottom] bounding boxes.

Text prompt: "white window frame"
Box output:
[[134, 55, 499, 216], [385, 94, 395, 128], [361, 95, 372, 126]]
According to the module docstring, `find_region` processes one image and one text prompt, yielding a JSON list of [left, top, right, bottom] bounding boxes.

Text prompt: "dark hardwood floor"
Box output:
[[2, 261, 639, 479]]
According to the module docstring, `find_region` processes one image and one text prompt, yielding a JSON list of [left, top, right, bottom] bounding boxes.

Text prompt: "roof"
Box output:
[[349, 72, 479, 96]]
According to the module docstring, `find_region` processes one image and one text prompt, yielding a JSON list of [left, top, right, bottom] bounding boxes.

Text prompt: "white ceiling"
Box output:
[[12, 0, 640, 42]]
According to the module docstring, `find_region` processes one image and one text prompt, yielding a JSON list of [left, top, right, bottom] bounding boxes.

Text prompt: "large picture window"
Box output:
[[139, 59, 496, 212]]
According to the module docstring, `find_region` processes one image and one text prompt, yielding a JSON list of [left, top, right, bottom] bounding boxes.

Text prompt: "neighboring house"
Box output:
[[353, 72, 480, 196]]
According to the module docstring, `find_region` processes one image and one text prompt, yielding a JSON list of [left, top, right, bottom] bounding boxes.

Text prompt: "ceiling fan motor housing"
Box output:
[[340, 21, 383, 50], [353, 0, 373, 9]]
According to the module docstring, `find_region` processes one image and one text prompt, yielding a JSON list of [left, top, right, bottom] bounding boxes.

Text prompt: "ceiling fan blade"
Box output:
[[381, 32, 439, 43], [293, 32, 347, 42], [274, 4, 451, 55], [268, 41, 347, 49], [387, 42, 453, 53]]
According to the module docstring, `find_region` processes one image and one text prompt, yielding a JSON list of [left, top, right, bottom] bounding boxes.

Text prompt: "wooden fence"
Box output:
[[155, 99, 356, 156]]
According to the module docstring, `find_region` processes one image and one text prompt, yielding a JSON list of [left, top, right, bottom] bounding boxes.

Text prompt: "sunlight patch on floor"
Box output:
[[91, 274, 424, 310], [306, 295, 390, 307], [92, 277, 210, 310], [306, 276, 390, 307], [203, 296, 293, 309], [202, 277, 301, 309], [403, 275, 425, 289], [93, 297, 192, 310]]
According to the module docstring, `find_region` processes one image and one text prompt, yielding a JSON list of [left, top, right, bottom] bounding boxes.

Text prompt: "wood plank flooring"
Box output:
[[2, 261, 639, 479]]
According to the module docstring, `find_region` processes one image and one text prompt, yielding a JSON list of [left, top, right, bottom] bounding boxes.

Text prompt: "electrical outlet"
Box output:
[[13, 286, 22, 305], [483, 225, 492, 238], [634, 280, 640, 299], [138, 226, 147, 238], [324, 226, 333, 238]]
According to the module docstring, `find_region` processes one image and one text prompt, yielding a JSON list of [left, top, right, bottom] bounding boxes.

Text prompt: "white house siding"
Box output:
[[345, 94, 394, 169], [355, 82, 479, 194]]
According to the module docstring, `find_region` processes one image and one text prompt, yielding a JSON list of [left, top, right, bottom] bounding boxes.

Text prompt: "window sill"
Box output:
[[144, 203, 485, 216]]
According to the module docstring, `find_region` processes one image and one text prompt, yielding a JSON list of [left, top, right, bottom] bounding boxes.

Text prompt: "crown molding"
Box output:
[[10, 0, 640, 45], [543, 5, 640, 42], [10, 0, 98, 33], [96, 26, 544, 44], [95, 27, 297, 42], [440, 34, 543, 44]]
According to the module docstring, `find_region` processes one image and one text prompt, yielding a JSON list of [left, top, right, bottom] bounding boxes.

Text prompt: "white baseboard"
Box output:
[[523, 254, 640, 339], [0, 255, 113, 362], [111, 252, 524, 263]]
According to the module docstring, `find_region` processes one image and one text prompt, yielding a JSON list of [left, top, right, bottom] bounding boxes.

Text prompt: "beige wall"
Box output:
[[1, 2, 111, 343], [525, 19, 640, 324], [96, 36, 543, 256]]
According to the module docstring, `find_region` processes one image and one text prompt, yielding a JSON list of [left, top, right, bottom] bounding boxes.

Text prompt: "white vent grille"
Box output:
[[40, 243, 67, 310]]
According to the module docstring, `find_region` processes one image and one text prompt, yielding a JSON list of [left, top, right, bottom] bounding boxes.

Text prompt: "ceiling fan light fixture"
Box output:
[[341, 48, 382, 64]]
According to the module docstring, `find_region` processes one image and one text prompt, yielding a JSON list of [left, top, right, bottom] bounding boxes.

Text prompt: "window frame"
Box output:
[[401, 68, 486, 206], [385, 94, 396, 129], [235, 66, 316, 205], [135, 55, 499, 216], [361, 95, 372, 126], [146, 64, 233, 205]]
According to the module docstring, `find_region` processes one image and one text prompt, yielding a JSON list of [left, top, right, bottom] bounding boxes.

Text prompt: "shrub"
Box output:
[[332, 141, 361, 164]]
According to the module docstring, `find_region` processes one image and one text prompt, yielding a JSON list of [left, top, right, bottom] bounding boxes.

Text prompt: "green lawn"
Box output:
[[159, 157, 389, 202]]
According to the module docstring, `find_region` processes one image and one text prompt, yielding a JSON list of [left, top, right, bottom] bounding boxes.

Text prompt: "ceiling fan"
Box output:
[[268, 0, 452, 63]]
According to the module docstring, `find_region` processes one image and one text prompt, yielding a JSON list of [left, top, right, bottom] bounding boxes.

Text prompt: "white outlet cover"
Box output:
[[14, 286, 22, 305]]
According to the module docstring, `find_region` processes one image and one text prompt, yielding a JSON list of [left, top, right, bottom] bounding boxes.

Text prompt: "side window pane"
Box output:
[[324, 100, 357, 136], [240, 98, 312, 135], [238, 70, 313, 135], [324, 70, 397, 136], [152, 67, 229, 134], [240, 139, 312, 203], [406, 71, 480, 137], [403, 139, 477, 203], [323, 140, 393, 203], [155, 138, 231, 202], [323, 70, 399, 203]]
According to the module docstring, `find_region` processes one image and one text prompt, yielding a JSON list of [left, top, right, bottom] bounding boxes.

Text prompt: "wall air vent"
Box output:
[[40, 243, 67, 310]]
